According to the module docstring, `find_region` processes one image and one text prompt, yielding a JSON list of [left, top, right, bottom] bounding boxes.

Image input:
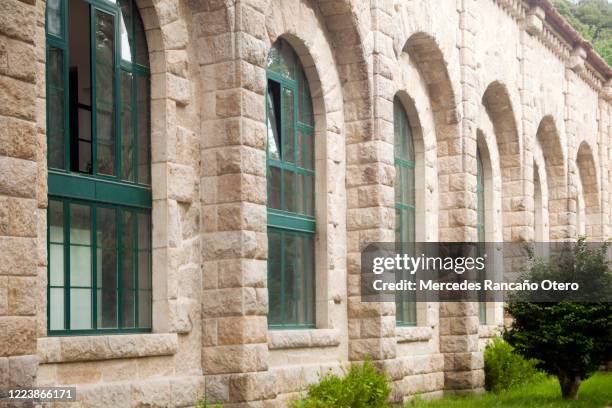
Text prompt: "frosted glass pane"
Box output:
[[70, 288, 91, 329], [70, 204, 91, 245], [50, 244, 64, 286], [47, 0, 62, 37], [49, 200, 64, 242], [49, 288, 64, 330], [70, 245, 91, 287]]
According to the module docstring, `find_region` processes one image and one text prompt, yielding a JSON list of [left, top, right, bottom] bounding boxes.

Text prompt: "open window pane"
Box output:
[[266, 81, 281, 161]]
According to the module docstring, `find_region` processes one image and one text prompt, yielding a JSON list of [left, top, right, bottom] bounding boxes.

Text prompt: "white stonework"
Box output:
[[0, 0, 609, 406]]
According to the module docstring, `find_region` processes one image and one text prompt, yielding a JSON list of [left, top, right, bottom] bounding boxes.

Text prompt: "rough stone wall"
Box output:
[[1, 0, 610, 407], [0, 0, 43, 396]]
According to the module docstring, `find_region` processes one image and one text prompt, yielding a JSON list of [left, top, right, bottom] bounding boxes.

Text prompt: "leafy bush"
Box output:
[[195, 399, 221, 408], [484, 336, 543, 392], [504, 239, 612, 399], [293, 360, 391, 408]]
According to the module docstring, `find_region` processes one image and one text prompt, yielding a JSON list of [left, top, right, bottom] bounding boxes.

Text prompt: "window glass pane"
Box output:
[[70, 246, 92, 287], [138, 290, 151, 327], [47, 46, 65, 169], [121, 71, 134, 181], [136, 74, 150, 184], [122, 211, 135, 247], [134, 7, 149, 67], [49, 200, 64, 243], [70, 288, 92, 329], [296, 173, 304, 214], [268, 166, 281, 210], [267, 230, 282, 325], [138, 213, 150, 250], [283, 170, 295, 212], [69, 204, 91, 287], [122, 290, 135, 327], [296, 130, 304, 168], [304, 133, 313, 170], [266, 40, 295, 79], [50, 244, 65, 286], [138, 251, 151, 289], [304, 175, 314, 216], [282, 233, 295, 324], [70, 204, 91, 245], [303, 235, 315, 324], [97, 207, 117, 290], [95, 10, 116, 176], [395, 164, 402, 204], [297, 66, 313, 126], [49, 288, 65, 330], [282, 88, 294, 163], [97, 289, 117, 328], [122, 250, 134, 289], [47, 0, 63, 37]]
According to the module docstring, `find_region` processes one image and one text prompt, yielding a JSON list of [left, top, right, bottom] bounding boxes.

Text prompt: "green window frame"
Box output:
[[266, 39, 315, 329], [45, 0, 152, 335], [394, 97, 416, 326], [476, 148, 487, 323]]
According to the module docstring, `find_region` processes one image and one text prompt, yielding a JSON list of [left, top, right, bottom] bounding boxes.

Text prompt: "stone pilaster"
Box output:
[[344, 0, 396, 365], [0, 0, 43, 397], [197, 0, 271, 404], [439, 0, 484, 395]]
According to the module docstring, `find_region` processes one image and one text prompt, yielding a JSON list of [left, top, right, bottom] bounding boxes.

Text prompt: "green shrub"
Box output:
[[293, 360, 391, 408], [484, 337, 543, 393], [504, 239, 612, 399], [195, 398, 221, 408]]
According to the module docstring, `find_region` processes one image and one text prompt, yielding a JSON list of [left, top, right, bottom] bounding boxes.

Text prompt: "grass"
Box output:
[[408, 373, 612, 408]]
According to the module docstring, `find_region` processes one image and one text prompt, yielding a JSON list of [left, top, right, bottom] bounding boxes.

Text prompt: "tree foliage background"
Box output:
[[553, 0, 612, 66]]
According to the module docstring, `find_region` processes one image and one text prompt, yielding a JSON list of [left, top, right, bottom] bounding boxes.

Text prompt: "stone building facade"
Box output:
[[0, 0, 610, 406]]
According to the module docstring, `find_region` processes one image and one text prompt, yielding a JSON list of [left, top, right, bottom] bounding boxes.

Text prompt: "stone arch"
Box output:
[[403, 32, 459, 142], [482, 81, 522, 242], [576, 141, 601, 239], [535, 116, 567, 240], [263, 0, 346, 330], [401, 32, 460, 242]]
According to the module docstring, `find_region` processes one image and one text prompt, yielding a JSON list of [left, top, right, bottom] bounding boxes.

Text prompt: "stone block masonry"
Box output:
[[0, 0, 609, 406]]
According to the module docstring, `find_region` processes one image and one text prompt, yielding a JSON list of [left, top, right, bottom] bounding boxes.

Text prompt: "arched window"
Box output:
[[476, 147, 486, 323], [394, 97, 416, 326], [46, 0, 151, 334], [266, 39, 315, 328]]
